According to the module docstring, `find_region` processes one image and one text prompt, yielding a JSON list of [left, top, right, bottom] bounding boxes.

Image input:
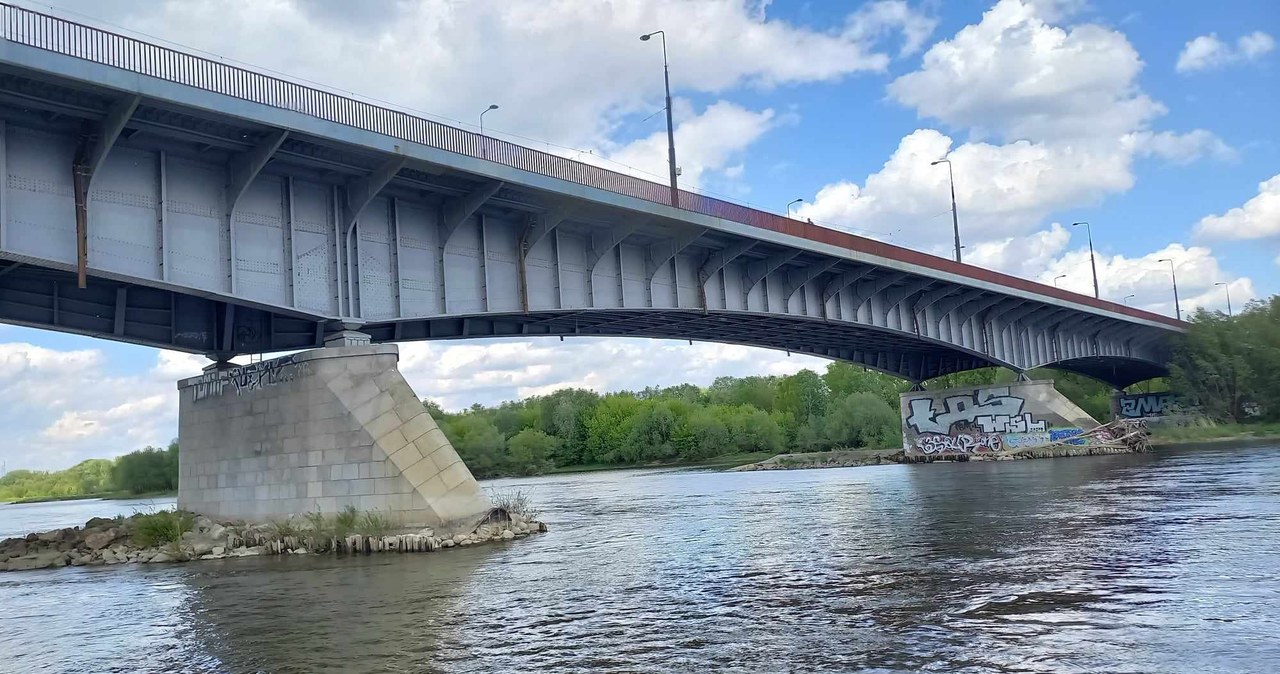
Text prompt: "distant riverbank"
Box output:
[[1, 491, 175, 506]]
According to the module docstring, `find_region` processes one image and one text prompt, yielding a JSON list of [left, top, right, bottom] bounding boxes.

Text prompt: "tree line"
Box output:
[[1169, 296, 1280, 422], [0, 441, 177, 502]]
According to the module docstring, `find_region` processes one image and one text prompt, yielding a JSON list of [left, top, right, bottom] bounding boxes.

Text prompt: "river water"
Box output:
[[1, 444, 1277, 673]]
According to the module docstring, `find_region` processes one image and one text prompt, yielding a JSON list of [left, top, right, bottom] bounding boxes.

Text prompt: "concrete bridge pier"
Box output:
[[176, 344, 492, 532]]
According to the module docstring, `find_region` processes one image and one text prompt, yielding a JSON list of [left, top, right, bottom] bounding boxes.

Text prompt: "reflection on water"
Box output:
[[2, 445, 1278, 673]]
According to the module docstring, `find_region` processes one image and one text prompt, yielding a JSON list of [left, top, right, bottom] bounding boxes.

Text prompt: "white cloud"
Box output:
[[1037, 241, 1254, 316], [1177, 31, 1275, 73], [797, 0, 1232, 258], [1194, 174, 1280, 241], [398, 337, 822, 412], [69, 0, 925, 151], [583, 101, 780, 189], [845, 0, 939, 57], [1126, 129, 1237, 164], [887, 0, 1162, 142]]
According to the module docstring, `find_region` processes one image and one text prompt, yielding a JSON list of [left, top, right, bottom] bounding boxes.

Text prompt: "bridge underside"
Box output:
[[0, 24, 1179, 391], [0, 264, 1166, 387]]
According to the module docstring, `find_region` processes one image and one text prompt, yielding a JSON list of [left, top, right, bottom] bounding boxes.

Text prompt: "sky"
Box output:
[[1, 0, 1277, 472]]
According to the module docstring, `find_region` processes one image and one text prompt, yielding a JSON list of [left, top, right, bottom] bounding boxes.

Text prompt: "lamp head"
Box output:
[[930, 160, 942, 165], [640, 33, 652, 41], [487, 104, 499, 110], [1072, 221, 1087, 226]]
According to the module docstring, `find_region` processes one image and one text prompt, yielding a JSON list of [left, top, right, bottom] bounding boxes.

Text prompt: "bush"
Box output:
[[356, 510, 396, 538], [112, 441, 178, 495], [132, 510, 193, 548], [488, 488, 539, 520]]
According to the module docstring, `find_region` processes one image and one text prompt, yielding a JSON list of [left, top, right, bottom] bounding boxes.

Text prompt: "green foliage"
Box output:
[[0, 458, 116, 502], [333, 505, 361, 538], [506, 428, 558, 475], [112, 441, 179, 495], [356, 510, 395, 538], [1170, 298, 1280, 422], [132, 510, 193, 548]]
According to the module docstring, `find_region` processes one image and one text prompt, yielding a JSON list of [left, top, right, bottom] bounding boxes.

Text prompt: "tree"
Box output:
[[440, 414, 507, 477], [822, 392, 901, 449], [506, 429, 558, 476], [776, 370, 830, 422], [112, 444, 179, 494]]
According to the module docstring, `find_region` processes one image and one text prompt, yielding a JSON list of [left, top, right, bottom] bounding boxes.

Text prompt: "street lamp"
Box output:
[[1215, 281, 1233, 316], [786, 198, 803, 218], [1072, 221, 1100, 298], [1053, 274, 1067, 288], [930, 158, 961, 263], [1123, 294, 1136, 305], [479, 104, 499, 136], [1158, 258, 1182, 321], [640, 30, 679, 208]]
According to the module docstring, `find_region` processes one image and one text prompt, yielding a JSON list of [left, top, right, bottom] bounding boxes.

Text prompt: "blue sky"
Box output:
[[2, 0, 1277, 471]]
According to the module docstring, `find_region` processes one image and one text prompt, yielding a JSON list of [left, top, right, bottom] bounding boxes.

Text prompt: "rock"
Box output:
[[291, 548, 309, 555], [417, 528, 435, 538], [7, 551, 68, 571], [36, 529, 64, 543], [194, 516, 215, 533], [441, 540, 455, 548], [211, 546, 225, 556], [148, 552, 174, 564], [508, 513, 526, 525], [232, 546, 263, 557], [192, 541, 214, 556], [207, 524, 227, 541], [84, 517, 116, 529], [500, 530, 515, 540], [451, 533, 468, 545], [84, 529, 118, 551]]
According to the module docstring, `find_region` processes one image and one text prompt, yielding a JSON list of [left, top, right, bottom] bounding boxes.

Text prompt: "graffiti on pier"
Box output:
[[1116, 392, 1175, 418], [905, 387, 1046, 436], [915, 431, 1003, 455], [190, 355, 311, 402]]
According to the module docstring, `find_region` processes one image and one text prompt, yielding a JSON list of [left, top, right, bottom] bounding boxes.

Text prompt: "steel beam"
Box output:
[[645, 226, 705, 305], [72, 94, 141, 288], [742, 250, 799, 304], [783, 258, 840, 305], [440, 179, 502, 246], [343, 155, 408, 232], [820, 266, 874, 304], [227, 129, 288, 214]]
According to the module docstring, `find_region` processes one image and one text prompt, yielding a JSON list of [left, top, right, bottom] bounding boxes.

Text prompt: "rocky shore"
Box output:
[[0, 509, 547, 573]]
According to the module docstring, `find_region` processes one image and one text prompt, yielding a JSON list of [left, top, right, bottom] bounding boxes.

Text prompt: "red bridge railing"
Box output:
[[0, 3, 1183, 328]]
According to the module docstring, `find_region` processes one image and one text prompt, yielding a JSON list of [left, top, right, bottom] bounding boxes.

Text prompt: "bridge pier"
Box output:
[[176, 344, 492, 532], [900, 379, 1101, 457]]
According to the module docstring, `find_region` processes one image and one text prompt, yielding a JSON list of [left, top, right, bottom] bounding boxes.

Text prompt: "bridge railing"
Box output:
[[0, 3, 1182, 329]]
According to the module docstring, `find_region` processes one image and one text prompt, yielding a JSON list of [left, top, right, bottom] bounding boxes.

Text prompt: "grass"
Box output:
[[268, 517, 304, 539], [3, 489, 176, 505], [1151, 421, 1280, 444], [487, 487, 539, 520], [356, 510, 395, 538], [132, 510, 194, 548]]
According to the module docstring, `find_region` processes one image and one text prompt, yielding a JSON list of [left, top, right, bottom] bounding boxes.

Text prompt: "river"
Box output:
[[1, 444, 1277, 673]]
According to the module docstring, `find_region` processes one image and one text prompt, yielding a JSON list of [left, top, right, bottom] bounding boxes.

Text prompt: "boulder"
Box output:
[[84, 529, 118, 551], [211, 546, 225, 556], [148, 552, 174, 564], [7, 551, 68, 571], [451, 533, 468, 545], [500, 530, 515, 540], [84, 517, 116, 529]]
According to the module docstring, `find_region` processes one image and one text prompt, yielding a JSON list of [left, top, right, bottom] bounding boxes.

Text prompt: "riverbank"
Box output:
[[1151, 422, 1280, 446], [1, 490, 176, 506], [0, 508, 547, 572], [733, 421, 1151, 471], [544, 451, 777, 475]]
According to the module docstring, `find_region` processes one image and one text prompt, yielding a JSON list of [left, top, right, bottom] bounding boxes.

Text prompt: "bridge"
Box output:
[[0, 5, 1188, 530], [0, 4, 1183, 390]]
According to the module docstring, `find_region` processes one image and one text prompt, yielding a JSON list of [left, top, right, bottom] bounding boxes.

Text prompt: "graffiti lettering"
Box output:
[[191, 355, 310, 402], [915, 432, 1003, 455], [1003, 432, 1050, 448], [1117, 393, 1174, 418], [905, 387, 1045, 435]]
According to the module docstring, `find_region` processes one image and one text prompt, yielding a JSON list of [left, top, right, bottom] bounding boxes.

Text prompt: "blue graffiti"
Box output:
[[1049, 428, 1087, 446]]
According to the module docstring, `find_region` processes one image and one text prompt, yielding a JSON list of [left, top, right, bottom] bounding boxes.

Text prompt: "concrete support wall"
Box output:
[[176, 345, 491, 530], [901, 380, 1100, 456]]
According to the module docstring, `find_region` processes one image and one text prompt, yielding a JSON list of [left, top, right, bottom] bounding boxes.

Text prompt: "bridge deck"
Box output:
[[0, 3, 1180, 386]]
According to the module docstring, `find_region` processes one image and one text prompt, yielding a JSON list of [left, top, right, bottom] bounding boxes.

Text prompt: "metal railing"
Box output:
[[0, 2, 1182, 327]]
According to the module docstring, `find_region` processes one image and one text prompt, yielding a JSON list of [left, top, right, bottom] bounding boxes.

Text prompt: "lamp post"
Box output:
[[786, 198, 803, 218], [640, 30, 679, 208], [1215, 281, 1233, 316], [479, 104, 498, 136], [930, 158, 961, 263], [478, 104, 499, 159], [1123, 294, 1135, 305], [1072, 221, 1100, 298], [1053, 274, 1067, 288], [1158, 258, 1182, 321]]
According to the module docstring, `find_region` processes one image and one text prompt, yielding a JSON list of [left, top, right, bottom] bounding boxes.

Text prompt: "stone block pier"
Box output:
[[177, 344, 492, 531]]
